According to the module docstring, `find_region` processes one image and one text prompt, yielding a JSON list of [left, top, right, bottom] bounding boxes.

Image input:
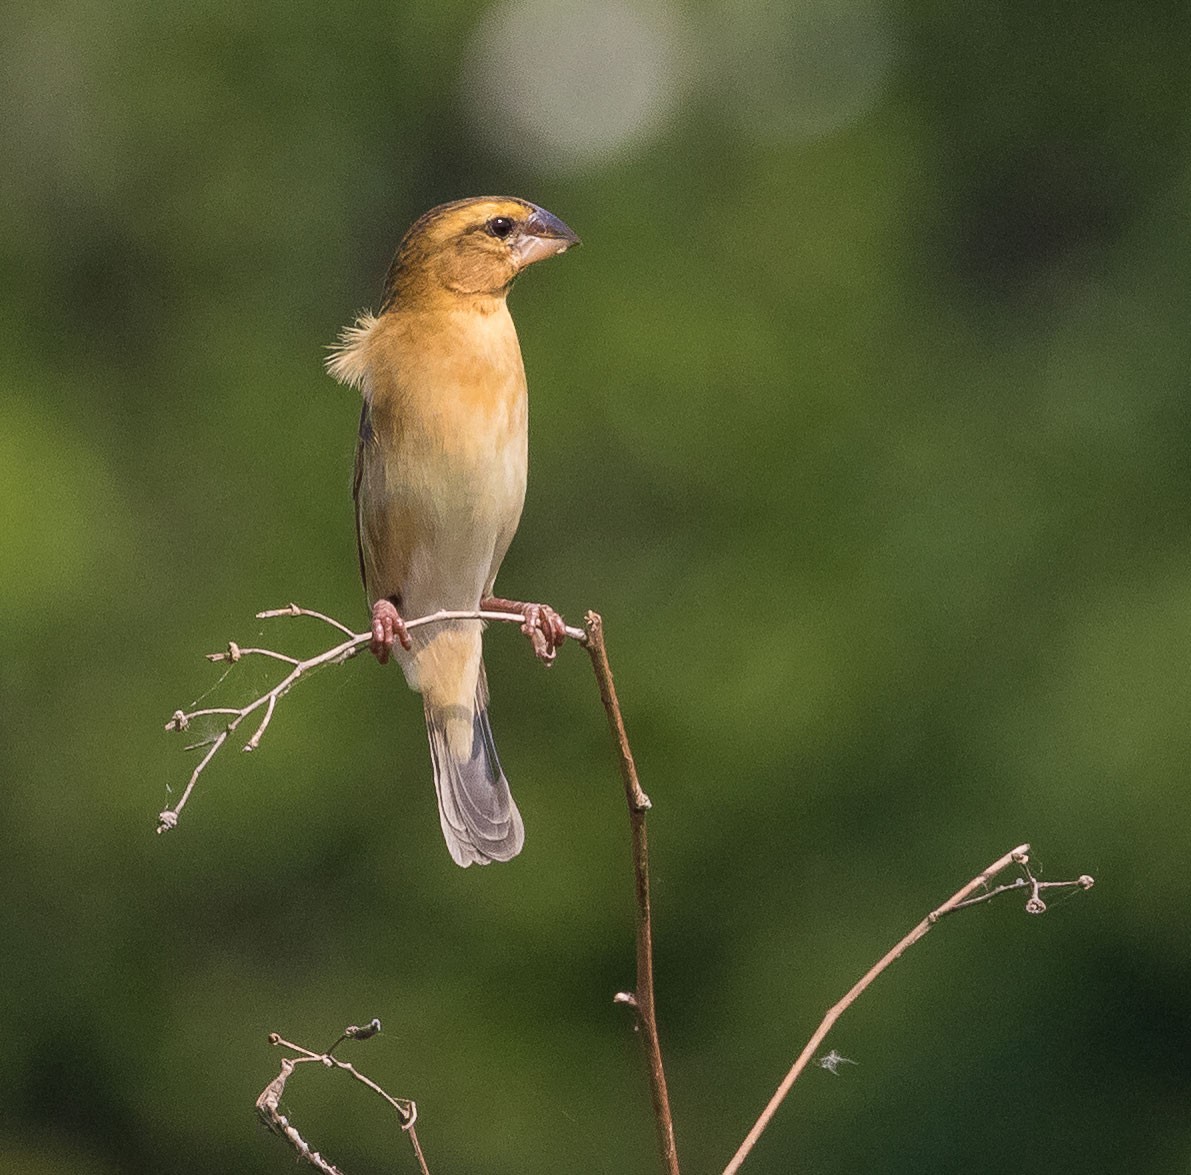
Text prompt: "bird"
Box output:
[[326, 197, 579, 867]]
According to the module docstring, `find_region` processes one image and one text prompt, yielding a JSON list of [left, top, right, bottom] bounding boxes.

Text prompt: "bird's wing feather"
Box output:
[[352, 400, 371, 595]]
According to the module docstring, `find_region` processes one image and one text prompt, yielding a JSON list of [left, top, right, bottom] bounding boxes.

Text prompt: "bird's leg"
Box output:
[[482, 596, 567, 665], [370, 597, 412, 665]]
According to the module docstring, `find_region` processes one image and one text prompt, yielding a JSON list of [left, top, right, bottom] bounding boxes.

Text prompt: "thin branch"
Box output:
[[158, 603, 584, 832], [947, 854, 1094, 916], [165, 603, 680, 1172], [584, 611, 680, 1175], [721, 844, 1095, 1175], [256, 1021, 430, 1175]]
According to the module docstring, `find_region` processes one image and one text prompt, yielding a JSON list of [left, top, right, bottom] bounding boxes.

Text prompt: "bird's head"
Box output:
[[381, 197, 579, 309]]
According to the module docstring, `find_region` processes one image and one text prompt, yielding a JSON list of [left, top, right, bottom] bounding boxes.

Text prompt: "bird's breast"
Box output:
[[360, 305, 529, 607], [386, 309, 527, 498]]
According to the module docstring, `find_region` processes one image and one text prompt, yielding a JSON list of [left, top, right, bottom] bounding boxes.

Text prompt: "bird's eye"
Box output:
[[486, 216, 515, 239]]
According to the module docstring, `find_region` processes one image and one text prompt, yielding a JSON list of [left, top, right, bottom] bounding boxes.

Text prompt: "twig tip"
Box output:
[[206, 641, 242, 664]]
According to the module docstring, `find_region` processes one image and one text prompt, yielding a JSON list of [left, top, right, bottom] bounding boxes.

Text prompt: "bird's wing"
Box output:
[[352, 400, 372, 594]]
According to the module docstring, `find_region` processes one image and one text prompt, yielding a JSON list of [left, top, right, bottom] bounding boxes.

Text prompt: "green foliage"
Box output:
[[2, 2, 1189, 1172]]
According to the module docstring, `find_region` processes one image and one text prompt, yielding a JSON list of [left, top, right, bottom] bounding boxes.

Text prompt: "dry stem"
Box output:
[[164, 603, 679, 1174], [584, 611, 680, 1175], [256, 1021, 430, 1175], [165, 603, 1093, 1175], [720, 845, 1095, 1175]]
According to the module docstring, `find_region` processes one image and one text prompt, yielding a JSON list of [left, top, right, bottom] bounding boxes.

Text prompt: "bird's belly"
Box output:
[[366, 405, 527, 615], [404, 454, 523, 611]]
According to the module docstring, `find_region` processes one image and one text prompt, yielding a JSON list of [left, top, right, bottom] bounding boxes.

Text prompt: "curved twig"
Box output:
[[256, 1021, 430, 1175], [721, 845, 1095, 1174]]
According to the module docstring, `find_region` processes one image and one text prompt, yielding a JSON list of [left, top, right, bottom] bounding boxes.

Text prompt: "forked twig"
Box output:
[[721, 844, 1095, 1175], [158, 603, 585, 832], [256, 1020, 430, 1175]]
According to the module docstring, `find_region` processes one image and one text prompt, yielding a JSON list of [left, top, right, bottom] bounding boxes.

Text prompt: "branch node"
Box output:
[[206, 641, 242, 664], [613, 991, 639, 1010], [165, 709, 189, 732], [345, 1019, 383, 1041]]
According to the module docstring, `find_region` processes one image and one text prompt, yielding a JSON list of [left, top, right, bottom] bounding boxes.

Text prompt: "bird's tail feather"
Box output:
[[424, 672, 524, 867]]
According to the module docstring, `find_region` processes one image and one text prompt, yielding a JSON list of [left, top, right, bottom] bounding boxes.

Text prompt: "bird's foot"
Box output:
[[482, 596, 567, 665], [370, 598, 412, 665]]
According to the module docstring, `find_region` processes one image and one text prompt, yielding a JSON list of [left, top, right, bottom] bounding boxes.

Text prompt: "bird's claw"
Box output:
[[483, 596, 567, 665], [370, 598, 412, 664], [518, 602, 567, 666]]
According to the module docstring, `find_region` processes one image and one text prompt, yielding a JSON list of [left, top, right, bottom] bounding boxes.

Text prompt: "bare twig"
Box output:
[[721, 844, 1094, 1175], [158, 603, 585, 832], [256, 1021, 430, 1175], [584, 611, 680, 1175], [948, 853, 1094, 916], [165, 603, 1092, 1175], [165, 605, 673, 1175]]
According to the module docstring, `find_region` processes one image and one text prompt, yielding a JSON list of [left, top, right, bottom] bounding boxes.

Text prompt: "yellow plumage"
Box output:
[[327, 197, 578, 866]]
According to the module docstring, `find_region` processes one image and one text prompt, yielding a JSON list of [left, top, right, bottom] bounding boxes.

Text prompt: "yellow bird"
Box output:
[[327, 197, 579, 866]]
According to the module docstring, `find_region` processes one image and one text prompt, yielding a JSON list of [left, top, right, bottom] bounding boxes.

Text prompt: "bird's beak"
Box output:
[[510, 206, 581, 269]]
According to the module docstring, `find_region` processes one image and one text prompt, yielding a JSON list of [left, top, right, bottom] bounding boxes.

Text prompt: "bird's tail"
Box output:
[[424, 665, 524, 867]]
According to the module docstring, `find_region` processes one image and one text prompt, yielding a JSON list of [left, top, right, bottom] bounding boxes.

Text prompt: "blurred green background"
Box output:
[[3, 0, 1190, 1171]]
